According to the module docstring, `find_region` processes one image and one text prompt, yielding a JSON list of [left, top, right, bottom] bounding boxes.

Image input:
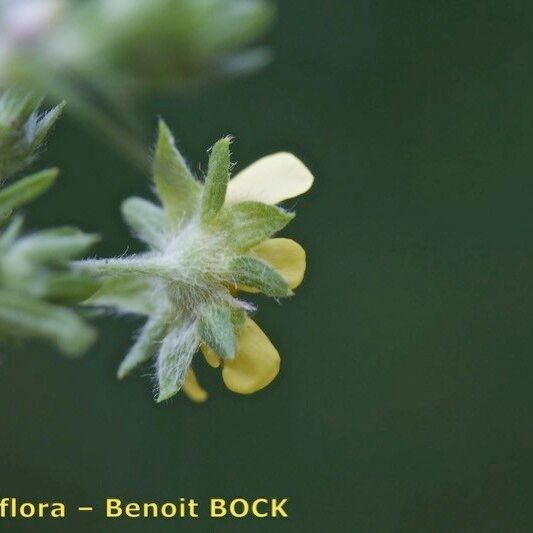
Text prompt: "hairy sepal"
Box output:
[[230, 306, 246, 328], [216, 201, 294, 252], [84, 276, 153, 316], [230, 255, 292, 297], [198, 303, 237, 359], [153, 120, 200, 227], [118, 316, 168, 379], [201, 137, 231, 223], [156, 321, 200, 402], [121, 196, 169, 250]]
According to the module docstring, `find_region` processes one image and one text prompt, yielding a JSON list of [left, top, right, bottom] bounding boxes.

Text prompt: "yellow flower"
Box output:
[[83, 127, 314, 404], [182, 153, 313, 402]]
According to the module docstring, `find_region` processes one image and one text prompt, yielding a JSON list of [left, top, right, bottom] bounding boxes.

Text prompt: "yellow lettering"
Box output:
[[271, 498, 288, 517], [188, 499, 199, 518], [19, 503, 35, 518], [210, 498, 227, 517], [106, 498, 123, 518], [143, 502, 158, 517], [38, 503, 49, 517], [51, 503, 66, 518], [125, 503, 140, 518], [161, 503, 177, 518], [230, 498, 249, 518], [252, 499, 269, 517]]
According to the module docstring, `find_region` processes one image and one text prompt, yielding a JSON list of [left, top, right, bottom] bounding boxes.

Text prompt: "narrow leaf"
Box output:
[[7, 227, 99, 265], [121, 196, 169, 250], [37, 274, 101, 304], [230, 256, 292, 297], [218, 201, 294, 252], [198, 303, 236, 359], [0, 168, 57, 219], [0, 215, 23, 253], [118, 316, 168, 379], [153, 120, 200, 226], [201, 137, 231, 223], [0, 289, 97, 357]]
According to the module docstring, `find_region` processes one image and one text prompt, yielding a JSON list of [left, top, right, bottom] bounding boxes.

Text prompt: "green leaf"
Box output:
[[0, 168, 57, 220], [7, 227, 99, 265], [37, 274, 101, 304], [198, 303, 236, 359], [0, 289, 97, 357], [218, 201, 294, 252], [118, 316, 168, 379], [121, 196, 169, 250], [201, 137, 231, 223], [153, 120, 201, 226], [230, 255, 292, 297], [0, 215, 23, 253], [84, 276, 153, 316], [156, 322, 199, 402]]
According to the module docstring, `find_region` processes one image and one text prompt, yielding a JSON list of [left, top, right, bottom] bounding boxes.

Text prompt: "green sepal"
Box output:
[[156, 322, 199, 402], [153, 120, 201, 226], [198, 303, 237, 359], [84, 276, 153, 316], [230, 255, 292, 297], [218, 201, 294, 252], [118, 316, 168, 379], [0, 289, 97, 357], [201, 137, 231, 223], [121, 196, 169, 250], [230, 307, 246, 328], [0, 168, 58, 221]]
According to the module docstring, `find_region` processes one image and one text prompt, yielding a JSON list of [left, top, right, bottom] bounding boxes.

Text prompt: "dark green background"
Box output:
[[2, 1, 533, 531]]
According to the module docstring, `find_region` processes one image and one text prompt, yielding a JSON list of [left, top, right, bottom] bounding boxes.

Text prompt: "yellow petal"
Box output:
[[201, 343, 221, 368], [253, 238, 306, 290], [222, 318, 280, 394], [182, 368, 208, 402], [226, 153, 313, 205]]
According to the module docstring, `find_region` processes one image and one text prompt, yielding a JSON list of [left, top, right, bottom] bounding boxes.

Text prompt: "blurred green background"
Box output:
[[2, 1, 533, 531]]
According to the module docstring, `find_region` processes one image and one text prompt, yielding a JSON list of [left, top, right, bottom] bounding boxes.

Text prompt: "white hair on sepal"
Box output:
[[152, 317, 200, 402]]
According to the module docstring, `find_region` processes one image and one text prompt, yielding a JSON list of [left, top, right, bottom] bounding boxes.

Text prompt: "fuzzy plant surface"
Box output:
[[79, 121, 313, 402], [0, 89, 98, 356]]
